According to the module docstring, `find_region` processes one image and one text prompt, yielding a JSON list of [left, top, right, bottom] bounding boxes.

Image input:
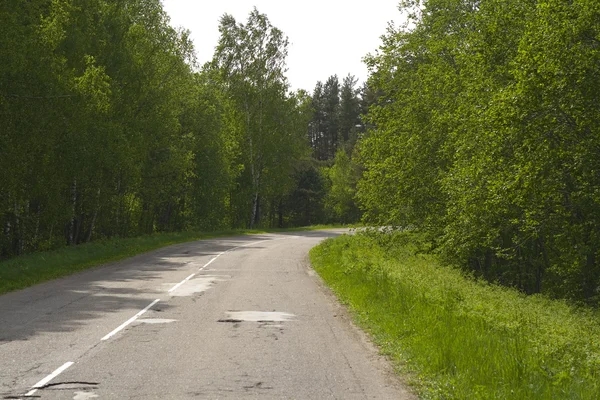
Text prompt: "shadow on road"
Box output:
[[0, 230, 345, 342]]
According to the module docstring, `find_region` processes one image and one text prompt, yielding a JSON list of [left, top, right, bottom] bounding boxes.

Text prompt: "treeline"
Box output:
[[358, 0, 600, 303], [1, 1, 356, 259], [308, 74, 367, 161], [289, 74, 370, 225]]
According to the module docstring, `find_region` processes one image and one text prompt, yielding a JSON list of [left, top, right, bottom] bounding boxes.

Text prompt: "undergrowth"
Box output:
[[310, 231, 600, 399]]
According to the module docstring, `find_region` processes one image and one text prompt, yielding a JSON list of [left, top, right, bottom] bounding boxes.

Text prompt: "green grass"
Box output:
[[310, 231, 600, 399], [0, 225, 343, 295]]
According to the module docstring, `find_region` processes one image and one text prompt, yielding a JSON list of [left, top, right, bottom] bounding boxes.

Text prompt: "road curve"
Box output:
[[0, 230, 414, 399]]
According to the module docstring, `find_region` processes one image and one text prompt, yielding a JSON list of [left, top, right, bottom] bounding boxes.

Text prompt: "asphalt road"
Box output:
[[0, 230, 414, 399]]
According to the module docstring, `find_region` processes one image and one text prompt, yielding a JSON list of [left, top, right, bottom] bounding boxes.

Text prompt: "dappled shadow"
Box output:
[[0, 230, 346, 397], [0, 232, 342, 343], [0, 236, 245, 340], [0, 289, 175, 343]]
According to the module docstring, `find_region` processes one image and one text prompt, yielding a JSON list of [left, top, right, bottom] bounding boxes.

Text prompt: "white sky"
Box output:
[[160, 1, 402, 92]]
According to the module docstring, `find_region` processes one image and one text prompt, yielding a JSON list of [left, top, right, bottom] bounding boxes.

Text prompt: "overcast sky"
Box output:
[[161, 1, 402, 92]]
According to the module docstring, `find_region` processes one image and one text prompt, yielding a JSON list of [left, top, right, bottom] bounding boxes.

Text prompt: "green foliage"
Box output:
[[311, 232, 600, 399], [324, 149, 362, 223], [0, 2, 315, 260], [308, 74, 364, 161], [305, 73, 365, 224], [339, 75, 361, 146], [211, 8, 310, 228], [284, 162, 328, 227], [358, 0, 600, 303]]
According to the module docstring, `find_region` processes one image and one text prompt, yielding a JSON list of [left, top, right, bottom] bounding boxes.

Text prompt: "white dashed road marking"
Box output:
[[168, 273, 196, 293], [101, 299, 160, 341]]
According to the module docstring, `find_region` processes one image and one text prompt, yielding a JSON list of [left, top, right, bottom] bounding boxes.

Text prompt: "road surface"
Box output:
[[0, 230, 414, 399]]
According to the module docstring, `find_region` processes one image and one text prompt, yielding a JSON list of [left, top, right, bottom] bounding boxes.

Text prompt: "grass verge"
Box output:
[[310, 231, 600, 399], [0, 225, 341, 295]]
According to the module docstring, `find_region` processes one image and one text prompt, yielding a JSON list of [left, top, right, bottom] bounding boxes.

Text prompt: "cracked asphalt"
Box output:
[[0, 230, 414, 399]]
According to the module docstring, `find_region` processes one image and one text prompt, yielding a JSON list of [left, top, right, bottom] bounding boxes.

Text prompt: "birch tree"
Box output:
[[212, 8, 291, 227]]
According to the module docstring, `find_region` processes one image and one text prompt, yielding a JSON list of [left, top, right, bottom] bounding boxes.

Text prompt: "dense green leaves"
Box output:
[[0, 3, 318, 258], [211, 8, 310, 228], [324, 149, 361, 223], [359, 0, 600, 303]]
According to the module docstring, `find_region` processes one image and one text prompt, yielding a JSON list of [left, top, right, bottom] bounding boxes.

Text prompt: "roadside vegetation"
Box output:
[[0, 225, 339, 295], [311, 231, 600, 399], [359, 0, 600, 305]]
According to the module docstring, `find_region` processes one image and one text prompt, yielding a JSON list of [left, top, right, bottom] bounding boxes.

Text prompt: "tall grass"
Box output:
[[310, 232, 600, 399]]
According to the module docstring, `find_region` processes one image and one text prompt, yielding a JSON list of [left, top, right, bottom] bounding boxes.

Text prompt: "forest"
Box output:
[[2, 0, 600, 305], [0, 0, 363, 260]]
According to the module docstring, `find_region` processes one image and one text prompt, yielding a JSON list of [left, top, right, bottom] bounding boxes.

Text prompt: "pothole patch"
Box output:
[[137, 319, 177, 324], [73, 391, 99, 400], [219, 311, 295, 323]]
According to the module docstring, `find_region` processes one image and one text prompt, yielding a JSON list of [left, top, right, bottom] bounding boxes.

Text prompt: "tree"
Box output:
[[325, 149, 362, 223], [212, 8, 306, 228], [308, 74, 362, 161], [339, 74, 361, 149], [358, 0, 600, 303], [285, 162, 327, 227], [0, 0, 217, 255], [0, 2, 319, 259], [308, 81, 327, 160], [322, 75, 340, 159]]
